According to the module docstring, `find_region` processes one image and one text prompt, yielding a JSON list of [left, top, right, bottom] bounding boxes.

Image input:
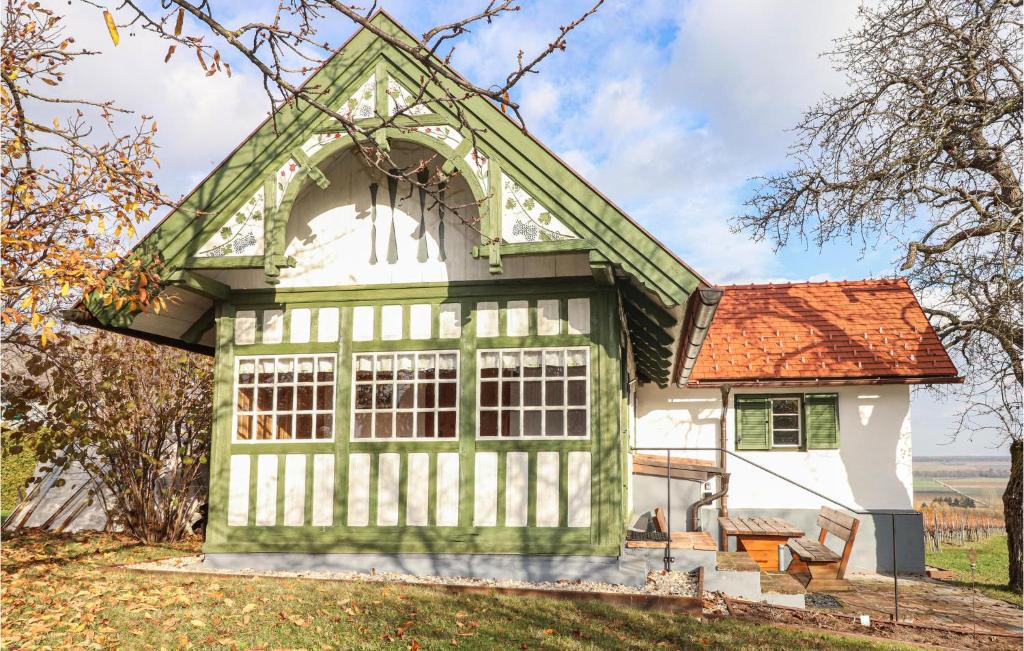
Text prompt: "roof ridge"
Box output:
[[716, 278, 907, 291]]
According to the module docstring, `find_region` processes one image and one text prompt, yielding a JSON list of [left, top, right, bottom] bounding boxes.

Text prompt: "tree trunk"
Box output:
[[1004, 439, 1022, 592]]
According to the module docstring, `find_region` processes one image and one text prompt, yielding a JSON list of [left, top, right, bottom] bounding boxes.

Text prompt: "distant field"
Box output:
[[913, 455, 1010, 509]]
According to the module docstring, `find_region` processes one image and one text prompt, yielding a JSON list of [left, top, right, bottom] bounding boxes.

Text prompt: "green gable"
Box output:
[[123, 11, 701, 303]]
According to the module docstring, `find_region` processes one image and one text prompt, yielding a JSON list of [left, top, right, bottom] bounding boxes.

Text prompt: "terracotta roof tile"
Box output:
[[690, 279, 959, 383]]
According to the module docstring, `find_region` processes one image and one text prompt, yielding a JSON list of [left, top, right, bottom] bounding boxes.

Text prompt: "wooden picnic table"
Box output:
[[718, 516, 804, 572]]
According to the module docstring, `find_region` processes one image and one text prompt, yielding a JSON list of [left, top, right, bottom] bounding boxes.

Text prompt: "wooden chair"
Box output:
[[786, 506, 860, 592]]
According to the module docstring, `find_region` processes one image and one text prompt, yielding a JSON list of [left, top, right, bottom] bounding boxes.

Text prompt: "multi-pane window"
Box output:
[[235, 355, 335, 441], [352, 351, 458, 439], [477, 347, 589, 438], [770, 397, 801, 447]]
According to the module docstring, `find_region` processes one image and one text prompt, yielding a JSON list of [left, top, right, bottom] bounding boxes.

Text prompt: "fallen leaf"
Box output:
[[102, 10, 119, 46]]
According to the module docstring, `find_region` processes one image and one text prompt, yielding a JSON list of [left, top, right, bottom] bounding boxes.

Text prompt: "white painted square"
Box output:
[[505, 452, 529, 527], [255, 454, 279, 526], [406, 453, 430, 526], [289, 308, 311, 344], [409, 304, 432, 340], [380, 305, 403, 341], [283, 454, 306, 526], [476, 302, 499, 338], [311, 454, 334, 526], [227, 455, 250, 527], [567, 298, 591, 335], [535, 451, 560, 527], [537, 300, 560, 335], [567, 451, 591, 528], [377, 453, 400, 526], [234, 311, 256, 345], [436, 453, 460, 526], [347, 453, 371, 526], [352, 306, 374, 341], [473, 452, 498, 526], [506, 301, 529, 336], [317, 307, 339, 343], [439, 304, 461, 338], [262, 310, 284, 344]]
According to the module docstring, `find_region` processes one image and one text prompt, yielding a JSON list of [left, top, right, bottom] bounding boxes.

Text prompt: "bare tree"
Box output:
[[734, 0, 1022, 589]]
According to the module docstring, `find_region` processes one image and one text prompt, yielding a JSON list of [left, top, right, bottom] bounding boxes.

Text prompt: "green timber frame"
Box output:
[[204, 278, 629, 556]]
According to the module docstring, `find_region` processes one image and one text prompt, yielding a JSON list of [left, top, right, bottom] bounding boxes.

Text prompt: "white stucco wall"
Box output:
[[634, 384, 914, 511]]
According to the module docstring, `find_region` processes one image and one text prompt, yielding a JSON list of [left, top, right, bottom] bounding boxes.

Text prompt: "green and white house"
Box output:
[[79, 12, 959, 584]]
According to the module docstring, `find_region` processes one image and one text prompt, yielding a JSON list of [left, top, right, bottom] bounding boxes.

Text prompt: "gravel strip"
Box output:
[[126, 555, 699, 598]]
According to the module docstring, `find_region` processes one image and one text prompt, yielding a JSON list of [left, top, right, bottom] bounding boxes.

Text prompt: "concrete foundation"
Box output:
[[203, 552, 649, 587]]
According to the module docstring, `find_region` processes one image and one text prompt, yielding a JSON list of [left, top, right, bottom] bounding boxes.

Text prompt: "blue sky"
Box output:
[[63, 1, 1008, 456]]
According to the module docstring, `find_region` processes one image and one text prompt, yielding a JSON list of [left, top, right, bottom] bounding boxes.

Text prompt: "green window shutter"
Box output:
[[805, 394, 839, 449], [735, 396, 770, 450]]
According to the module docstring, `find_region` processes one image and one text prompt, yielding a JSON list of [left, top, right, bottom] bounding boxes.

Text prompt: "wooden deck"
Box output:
[[625, 531, 717, 551]]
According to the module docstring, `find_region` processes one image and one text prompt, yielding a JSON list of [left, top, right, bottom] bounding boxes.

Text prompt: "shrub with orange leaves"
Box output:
[[1, 0, 167, 343]]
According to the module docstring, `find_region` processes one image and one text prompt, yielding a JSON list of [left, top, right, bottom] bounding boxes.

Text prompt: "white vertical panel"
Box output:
[[438, 304, 461, 338], [504, 452, 529, 527], [262, 309, 284, 344], [436, 452, 460, 526], [506, 300, 529, 336], [406, 453, 430, 526], [234, 311, 256, 345], [473, 452, 498, 526], [311, 454, 334, 526], [537, 299, 560, 335], [567, 298, 591, 335], [352, 306, 374, 341], [535, 451, 560, 527], [289, 308, 311, 344], [409, 304, 432, 340], [476, 302, 499, 338], [255, 454, 279, 526], [227, 455, 250, 527], [347, 453, 371, 526], [567, 451, 591, 528], [377, 452, 400, 526], [283, 454, 306, 526], [380, 305, 403, 341], [317, 307, 339, 342]]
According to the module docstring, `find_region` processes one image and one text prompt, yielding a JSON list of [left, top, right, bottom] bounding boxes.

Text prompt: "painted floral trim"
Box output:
[[276, 159, 301, 207], [342, 73, 376, 120], [501, 176, 576, 243], [387, 76, 431, 116], [198, 187, 265, 257]]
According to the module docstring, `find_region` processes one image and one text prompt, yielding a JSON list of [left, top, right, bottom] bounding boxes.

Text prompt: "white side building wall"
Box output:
[[634, 384, 914, 511]]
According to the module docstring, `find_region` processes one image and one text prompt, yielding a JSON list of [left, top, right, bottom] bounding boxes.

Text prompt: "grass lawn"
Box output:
[[926, 534, 1021, 607], [1, 431, 38, 515], [0, 531, 914, 650]]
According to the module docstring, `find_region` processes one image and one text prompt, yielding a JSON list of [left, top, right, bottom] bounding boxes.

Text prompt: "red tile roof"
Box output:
[[689, 279, 959, 384]]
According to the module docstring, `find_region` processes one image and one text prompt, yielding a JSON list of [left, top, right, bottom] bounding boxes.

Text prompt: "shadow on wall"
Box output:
[[839, 386, 917, 571]]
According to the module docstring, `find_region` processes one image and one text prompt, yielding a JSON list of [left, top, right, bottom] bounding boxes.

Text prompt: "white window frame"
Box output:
[[769, 396, 802, 449], [476, 346, 590, 440], [350, 350, 460, 441], [233, 353, 337, 443]]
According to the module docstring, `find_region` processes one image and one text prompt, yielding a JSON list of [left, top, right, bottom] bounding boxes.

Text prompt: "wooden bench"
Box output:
[[786, 506, 860, 592]]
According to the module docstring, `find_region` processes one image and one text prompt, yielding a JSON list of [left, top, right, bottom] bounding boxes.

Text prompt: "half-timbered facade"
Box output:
[[78, 12, 958, 581]]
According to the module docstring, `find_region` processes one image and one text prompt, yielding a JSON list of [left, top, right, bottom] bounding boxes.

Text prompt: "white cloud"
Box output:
[[54, 3, 267, 201]]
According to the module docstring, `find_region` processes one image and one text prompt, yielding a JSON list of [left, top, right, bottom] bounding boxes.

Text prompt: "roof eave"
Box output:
[[686, 375, 964, 388]]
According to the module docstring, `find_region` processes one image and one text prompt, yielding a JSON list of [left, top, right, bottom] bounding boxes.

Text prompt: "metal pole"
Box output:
[[892, 512, 899, 622], [665, 447, 673, 571]]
